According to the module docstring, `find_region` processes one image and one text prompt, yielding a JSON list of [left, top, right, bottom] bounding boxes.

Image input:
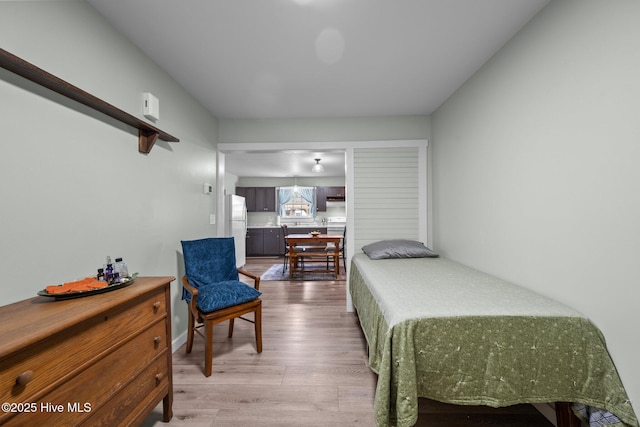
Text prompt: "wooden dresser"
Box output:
[[0, 276, 174, 426]]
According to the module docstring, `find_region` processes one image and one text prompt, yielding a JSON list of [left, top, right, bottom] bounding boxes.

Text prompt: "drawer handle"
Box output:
[[16, 370, 34, 386], [153, 301, 161, 312], [155, 373, 163, 384], [154, 336, 162, 345]]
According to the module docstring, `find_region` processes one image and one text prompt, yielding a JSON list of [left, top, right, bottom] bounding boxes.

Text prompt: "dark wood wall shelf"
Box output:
[[0, 48, 179, 154]]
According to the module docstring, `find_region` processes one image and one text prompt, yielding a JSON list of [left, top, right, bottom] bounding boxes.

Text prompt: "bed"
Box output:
[[349, 245, 638, 427]]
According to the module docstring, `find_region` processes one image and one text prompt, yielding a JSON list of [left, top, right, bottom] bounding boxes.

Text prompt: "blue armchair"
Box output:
[[181, 237, 262, 377]]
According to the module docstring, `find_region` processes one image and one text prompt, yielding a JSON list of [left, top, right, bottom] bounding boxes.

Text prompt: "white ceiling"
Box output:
[[225, 149, 346, 178], [87, 0, 549, 177]]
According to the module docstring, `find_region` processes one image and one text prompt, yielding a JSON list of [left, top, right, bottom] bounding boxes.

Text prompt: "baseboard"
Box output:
[[171, 330, 187, 353]]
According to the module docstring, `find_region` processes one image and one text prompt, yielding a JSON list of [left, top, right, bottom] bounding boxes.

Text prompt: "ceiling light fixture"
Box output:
[[312, 158, 325, 173]]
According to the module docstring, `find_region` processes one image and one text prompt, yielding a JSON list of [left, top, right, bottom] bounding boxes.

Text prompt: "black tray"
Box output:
[[38, 274, 138, 301]]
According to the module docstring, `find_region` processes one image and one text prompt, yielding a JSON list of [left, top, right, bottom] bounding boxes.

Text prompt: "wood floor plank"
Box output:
[[143, 408, 218, 427], [172, 364, 286, 386], [209, 408, 376, 427], [171, 383, 341, 411], [338, 385, 377, 412], [141, 257, 554, 427], [282, 365, 377, 387]]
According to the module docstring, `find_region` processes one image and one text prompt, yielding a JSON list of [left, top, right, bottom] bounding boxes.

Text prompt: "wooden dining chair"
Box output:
[[281, 224, 291, 272], [181, 237, 262, 377], [281, 224, 310, 272], [326, 226, 346, 270]]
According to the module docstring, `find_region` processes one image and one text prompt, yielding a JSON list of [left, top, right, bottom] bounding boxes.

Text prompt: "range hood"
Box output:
[[326, 201, 346, 211]]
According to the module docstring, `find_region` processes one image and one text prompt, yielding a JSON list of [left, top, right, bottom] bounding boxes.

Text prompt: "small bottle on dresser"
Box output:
[[114, 257, 129, 280], [104, 256, 116, 284]]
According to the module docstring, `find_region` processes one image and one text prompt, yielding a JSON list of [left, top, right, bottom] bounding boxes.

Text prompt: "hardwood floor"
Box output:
[[141, 257, 554, 427]]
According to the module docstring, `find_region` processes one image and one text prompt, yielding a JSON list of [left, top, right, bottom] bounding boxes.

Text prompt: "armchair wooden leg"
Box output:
[[255, 303, 263, 353], [186, 311, 195, 354], [204, 320, 214, 377], [228, 318, 235, 338]]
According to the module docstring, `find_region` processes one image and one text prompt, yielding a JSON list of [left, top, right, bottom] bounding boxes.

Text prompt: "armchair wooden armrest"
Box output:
[[238, 268, 261, 290], [181, 276, 200, 318]]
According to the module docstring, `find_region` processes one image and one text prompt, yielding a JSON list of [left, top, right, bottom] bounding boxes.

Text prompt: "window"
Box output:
[[278, 187, 316, 218]]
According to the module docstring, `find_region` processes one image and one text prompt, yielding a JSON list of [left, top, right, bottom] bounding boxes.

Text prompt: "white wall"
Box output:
[[219, 116, 430, 143], [432, 0, 640, 416], [0, 1, 218, 342]]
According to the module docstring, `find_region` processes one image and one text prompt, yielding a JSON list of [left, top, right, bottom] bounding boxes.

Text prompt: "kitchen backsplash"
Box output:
[[247, 204, 346, 227]]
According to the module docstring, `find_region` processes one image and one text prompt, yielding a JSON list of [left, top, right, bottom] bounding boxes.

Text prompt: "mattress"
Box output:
[[349, 253, 637, 427]]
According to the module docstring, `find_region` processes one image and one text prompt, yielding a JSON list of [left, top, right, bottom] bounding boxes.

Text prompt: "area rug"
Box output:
[[261, 263, 346, 281]]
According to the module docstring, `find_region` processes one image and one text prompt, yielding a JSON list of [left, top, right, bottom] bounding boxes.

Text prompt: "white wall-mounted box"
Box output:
[[143, 92, 159, 121]]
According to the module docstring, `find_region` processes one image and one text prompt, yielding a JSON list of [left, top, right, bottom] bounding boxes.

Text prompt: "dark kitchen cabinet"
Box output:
[[246, 227, 285, 256], [236, 187, 276, 212], [235, 187, 255, 211], [263, 228, 284, 255], [325, 186, 345, 200], [246, 228, 263, 256], [255, 187, 276, 212], [316, 186, 327, 211], [316, 186, 345, 211]]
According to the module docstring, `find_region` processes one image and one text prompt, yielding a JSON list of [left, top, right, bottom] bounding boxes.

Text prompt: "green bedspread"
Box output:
[[349, 254, 637, 427]]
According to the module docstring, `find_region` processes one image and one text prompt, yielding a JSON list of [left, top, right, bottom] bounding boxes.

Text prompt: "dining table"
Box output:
[[285, 233, 343, 279]]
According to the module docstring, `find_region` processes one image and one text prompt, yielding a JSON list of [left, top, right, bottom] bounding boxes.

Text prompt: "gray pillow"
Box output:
[[362, 239, 439, 260]]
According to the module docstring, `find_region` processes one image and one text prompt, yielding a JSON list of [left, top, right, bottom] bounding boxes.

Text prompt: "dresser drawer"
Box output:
[[2, 319, 169, 427], [82, 355, 170, 427], [0, 287, 167, 407]]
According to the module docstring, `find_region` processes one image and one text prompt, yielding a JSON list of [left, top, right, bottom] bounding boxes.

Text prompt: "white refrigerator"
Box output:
[[225, 194, 247, 267]]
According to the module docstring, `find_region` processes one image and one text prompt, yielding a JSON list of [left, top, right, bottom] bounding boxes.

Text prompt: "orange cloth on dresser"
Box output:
[[46, 276, 108, 294]]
